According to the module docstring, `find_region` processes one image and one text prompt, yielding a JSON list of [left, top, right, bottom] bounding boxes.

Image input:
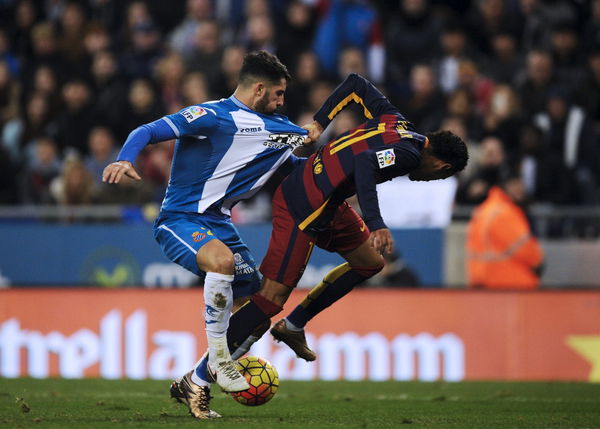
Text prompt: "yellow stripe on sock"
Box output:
[[299, 263, 352, 308]]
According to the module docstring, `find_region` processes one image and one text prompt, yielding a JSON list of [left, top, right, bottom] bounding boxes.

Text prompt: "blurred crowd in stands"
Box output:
[[1, 0, 600, 221]]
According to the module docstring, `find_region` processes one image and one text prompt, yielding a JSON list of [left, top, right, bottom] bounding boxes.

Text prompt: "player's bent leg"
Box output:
[[225, 278, 288, 354], [279, 241, 384, 361], [197, 240, 249, 392]]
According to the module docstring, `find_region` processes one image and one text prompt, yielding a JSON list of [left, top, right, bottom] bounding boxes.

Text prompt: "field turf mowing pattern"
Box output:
[[1, 378, 600, 428]]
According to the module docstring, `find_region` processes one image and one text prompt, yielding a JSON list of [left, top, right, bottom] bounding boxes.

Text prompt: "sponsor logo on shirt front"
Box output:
[[181, 106, 207, 123], [239, 126, 263, 133], [376, 149, 396, 168]]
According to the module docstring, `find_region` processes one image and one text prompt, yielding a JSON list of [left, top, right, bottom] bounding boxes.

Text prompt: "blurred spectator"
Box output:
[[155, 52, 186, 113], [385, 0, 441, 87], [314, 0, 383, 81], [56, 1, 88, 79], [29, 65, 61, 115], [83, 22, 112, 59], [532, 87, 600, 204], [210, 45, 245, 98], [20, 136, 61, 203], [52, 80, 94, 156], [515, 50, 556, 118], [116, 79, 164, 139], [483, 85, 524, 162], [0, 28, 19, 77], [10, 0, 38, 60], [456, 135, 508, 205], [466, 0, 519, 56], [120, 20, 164, 80], [50, 157, 95, 205], [517, 0, 578, 52], [584, 0, 600, 52], [0, 60, 20, 127], [337, 46, 367, 80], [285, 50, 322, 121], [398, 63, 445, 133], [275, 0, 316, 69], [575, 50, 600, 134], [456, 59, 495, 116], [467, 175, 544, 289], [185, 20, 222, 83], [22, 22, 64, 84], [366, 251, 420, 287], [2, 92, 52, 162], [484, 31, 522, 84], [85, 126, 119, 185], [180, 72, 210, 106], [169, 0, 213, 59], [435, 23, 471, 95], [549, 21, 584, 86], [90, 50, 128, 133], [117, 1, 153, 51], [244, 14, 276, 53], [445, 88, 483, 142]]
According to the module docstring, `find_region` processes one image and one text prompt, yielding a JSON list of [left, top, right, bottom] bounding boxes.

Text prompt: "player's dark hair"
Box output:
[[426, 130, 469, 173], [239, 51, 291, 86]]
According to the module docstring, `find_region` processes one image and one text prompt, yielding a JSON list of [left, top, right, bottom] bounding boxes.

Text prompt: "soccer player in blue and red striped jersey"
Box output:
[[224, 72, 468, 362]]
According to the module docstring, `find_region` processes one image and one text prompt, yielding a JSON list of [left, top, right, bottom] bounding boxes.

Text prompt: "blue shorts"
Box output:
[[153, 211, 260, 299]]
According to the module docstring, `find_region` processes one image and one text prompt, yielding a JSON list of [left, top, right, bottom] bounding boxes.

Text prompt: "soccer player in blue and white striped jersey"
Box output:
[[103, 51, 312, 419]]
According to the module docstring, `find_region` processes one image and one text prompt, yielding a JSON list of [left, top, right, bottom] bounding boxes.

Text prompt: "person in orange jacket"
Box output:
[[467, 175, 544, 289]]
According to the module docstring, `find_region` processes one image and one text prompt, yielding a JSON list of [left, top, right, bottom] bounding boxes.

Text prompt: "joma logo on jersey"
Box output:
[[240, 127, 263, 133]]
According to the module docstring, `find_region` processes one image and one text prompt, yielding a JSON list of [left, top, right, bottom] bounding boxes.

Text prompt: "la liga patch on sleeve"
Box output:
[[376, 149, 396, 168], [181, 106, 207, 123]]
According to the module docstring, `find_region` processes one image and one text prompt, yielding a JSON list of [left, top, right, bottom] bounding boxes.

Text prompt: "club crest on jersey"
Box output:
[[181, 106, 207, 123], [376, 149, 396, 168]]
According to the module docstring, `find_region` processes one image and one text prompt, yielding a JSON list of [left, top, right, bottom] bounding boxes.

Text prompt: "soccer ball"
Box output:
[[230, 356, 279, 406]]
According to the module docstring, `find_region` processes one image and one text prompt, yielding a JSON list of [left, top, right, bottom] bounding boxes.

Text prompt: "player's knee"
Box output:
[[204, 252, 235, 275], [251, 293, 283, 317]]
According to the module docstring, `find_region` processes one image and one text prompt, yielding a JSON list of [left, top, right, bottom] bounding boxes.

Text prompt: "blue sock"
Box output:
[[193, 356, 211, 384], [286, 265, 369, 329], [287, 305, 310, 328]]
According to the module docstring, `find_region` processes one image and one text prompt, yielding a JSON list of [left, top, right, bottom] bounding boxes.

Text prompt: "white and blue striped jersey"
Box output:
[[160, 96, 307, 216]]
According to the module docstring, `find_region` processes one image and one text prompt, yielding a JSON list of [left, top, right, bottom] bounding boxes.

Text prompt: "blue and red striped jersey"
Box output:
[[281, 73, 427, 232]]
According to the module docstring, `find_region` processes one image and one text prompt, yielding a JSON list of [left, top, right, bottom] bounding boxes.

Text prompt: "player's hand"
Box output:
[[302, 120, 324, 144], [102, 161, 141, 184], [369, 228, 394, 255]]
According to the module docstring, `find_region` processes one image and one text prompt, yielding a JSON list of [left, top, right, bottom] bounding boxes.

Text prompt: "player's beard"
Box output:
[[255, 90, 276, 114]]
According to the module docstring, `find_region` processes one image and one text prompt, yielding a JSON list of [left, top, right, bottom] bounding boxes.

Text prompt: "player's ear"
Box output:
[[254, 82, 265, 96]]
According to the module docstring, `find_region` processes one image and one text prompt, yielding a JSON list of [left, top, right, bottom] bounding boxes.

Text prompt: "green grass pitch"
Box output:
[[2, 378, 600, 428]]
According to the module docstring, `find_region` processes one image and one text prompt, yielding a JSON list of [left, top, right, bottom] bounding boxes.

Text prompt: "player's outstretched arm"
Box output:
[[102, 118, 177, 184], [313, 73, 399, 130]]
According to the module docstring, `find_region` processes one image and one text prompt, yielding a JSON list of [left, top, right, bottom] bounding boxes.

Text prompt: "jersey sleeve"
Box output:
[[353, 150, 387, 231], [163, 105, 219, 137], [117, 118, 177, 163], [353, 144, 422, 231], [314, 73, 401, 129]]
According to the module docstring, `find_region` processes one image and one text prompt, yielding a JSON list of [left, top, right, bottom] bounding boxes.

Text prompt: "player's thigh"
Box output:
[[320, 203, 384, 268], [153, 216, 224, 277], [260, 187, 316, 288], [196, 239, 234, 274]]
